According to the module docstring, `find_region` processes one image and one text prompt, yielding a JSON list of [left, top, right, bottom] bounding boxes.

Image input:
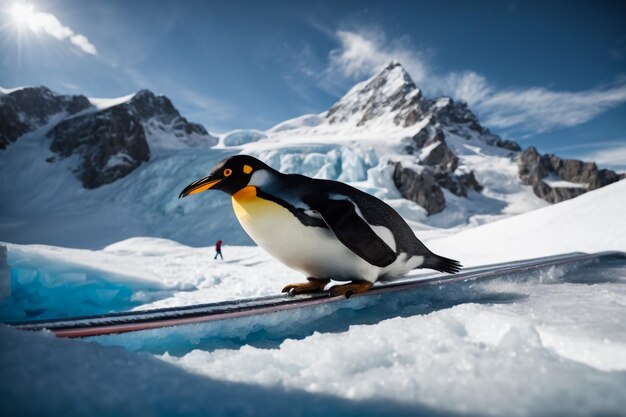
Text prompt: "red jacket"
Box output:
[[215, 240, 222, 251]]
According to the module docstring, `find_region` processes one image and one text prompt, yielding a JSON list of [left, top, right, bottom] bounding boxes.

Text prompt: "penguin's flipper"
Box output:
[[312, 199, 396, 268]]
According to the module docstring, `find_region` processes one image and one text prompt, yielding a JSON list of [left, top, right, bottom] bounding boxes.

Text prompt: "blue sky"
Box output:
[[1, 0, 625, 168]]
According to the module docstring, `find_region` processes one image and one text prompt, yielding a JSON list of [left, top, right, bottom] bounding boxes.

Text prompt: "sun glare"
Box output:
[[10, 2, 35, 27]]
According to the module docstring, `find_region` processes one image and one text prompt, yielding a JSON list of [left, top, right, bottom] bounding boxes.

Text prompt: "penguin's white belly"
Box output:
[[232, 186, 382, 282]]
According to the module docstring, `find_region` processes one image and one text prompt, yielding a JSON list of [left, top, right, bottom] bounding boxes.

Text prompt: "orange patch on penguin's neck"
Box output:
[[232, 186, 257, 201]]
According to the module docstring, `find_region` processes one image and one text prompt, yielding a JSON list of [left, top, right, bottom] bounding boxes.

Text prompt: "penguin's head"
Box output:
[[179, 155, 271, 198]]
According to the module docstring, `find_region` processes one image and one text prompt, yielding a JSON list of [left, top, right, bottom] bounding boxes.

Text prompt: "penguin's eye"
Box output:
[[223, 168, 232, 177]]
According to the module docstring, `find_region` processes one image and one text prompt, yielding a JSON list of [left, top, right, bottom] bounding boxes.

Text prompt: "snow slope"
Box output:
[[428, 178, 626, 266], [0, 127, 248, 247]]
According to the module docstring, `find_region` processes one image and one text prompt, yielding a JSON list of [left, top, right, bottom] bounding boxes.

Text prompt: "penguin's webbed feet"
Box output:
[[282, 277, 330, 296], [328, 281, 373, 299]]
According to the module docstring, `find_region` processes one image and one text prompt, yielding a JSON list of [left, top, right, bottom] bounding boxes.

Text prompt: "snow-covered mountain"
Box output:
[[1, 87, 217, 188], [0, 86, 92, 149], [0, 63, 623, 248]]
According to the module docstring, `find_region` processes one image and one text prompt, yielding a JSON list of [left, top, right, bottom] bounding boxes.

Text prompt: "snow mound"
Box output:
[[0, 238, 298, 321], [0, 85, 28, 94], [0, 325, 412, 417], [0, 241, 175, 321], [268, 114, 324, 133], [88, 93, 136, 110], [221, 129, 267, 147]]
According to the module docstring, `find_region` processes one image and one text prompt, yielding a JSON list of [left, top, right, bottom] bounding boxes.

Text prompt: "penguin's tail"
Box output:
[[422, 253, 462, 274]]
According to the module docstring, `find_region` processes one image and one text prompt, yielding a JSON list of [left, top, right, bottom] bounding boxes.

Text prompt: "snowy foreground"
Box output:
[[1, 181, 626, 416]]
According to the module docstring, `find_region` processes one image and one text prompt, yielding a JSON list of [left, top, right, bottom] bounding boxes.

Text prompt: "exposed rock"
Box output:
[[404, 126, 481, 198], [392, 162, 445, 215], [0, 105, 29, 150], [49, 106, 150, 189], [517, 147, 625, 203], [493, 138, 522, 152], [21, 88, 217, 188], [327, 61, 424, 127], [421, 139, 459, 173], [0, 87, 92, 149], [428, 99, 521, 152], [409, 125, 435, 149], [130, 90, 209, 138], [530, 180, 587, 204], [458, 171, 483, 193], [434, 171, 483, 197]]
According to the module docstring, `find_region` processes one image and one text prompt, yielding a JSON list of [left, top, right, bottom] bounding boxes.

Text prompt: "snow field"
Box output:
[[2, 255, 624, 417], [157, 259, 626, 417]]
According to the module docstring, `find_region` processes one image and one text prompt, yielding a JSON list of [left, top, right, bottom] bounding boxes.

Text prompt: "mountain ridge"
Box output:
[[0, 86, 218, 188]]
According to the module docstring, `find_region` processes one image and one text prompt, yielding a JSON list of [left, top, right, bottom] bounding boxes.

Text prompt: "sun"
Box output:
[[9, 2, 36, 27]]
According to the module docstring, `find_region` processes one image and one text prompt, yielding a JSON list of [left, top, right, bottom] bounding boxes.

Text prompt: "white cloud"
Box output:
[[13, 4, 98, 55], [70, 34, 97, 55], [325, 28, 428, 87], [442, 71, 492, 104], [583, 143, 626, 169], [547, 140, 626, 153], [321, 28, 626, 134], [60, 81, 80, 90], [477, 84, 626, 132]]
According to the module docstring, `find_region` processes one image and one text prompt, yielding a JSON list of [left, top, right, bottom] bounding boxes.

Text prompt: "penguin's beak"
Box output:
[[179, 175, 221, 198]]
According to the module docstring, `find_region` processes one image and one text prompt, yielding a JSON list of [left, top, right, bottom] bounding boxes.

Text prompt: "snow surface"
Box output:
[[541, 174, 587, 188], [427, 179, 626, 266], [220, 129, 267, 147], [1, 179, 625, 416], [159, 261, 626, 416], [0, 85, 28, 94], [88, 92, 136, 110]]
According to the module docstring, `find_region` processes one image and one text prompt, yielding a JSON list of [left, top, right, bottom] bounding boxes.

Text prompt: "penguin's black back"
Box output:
[[267, 173, 432, 257]]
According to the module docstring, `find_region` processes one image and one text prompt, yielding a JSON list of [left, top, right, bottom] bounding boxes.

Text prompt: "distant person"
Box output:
[[214, 239, 223, 260]]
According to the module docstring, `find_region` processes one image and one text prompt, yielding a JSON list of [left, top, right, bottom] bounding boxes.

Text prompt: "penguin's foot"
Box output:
[[328, 281, 373, 299], [282, 277, 330, 295]]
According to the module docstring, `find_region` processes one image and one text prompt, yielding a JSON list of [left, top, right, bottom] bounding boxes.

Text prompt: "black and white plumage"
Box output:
[[179, 155, 461, 296]]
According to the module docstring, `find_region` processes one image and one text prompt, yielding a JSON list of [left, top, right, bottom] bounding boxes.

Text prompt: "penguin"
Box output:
[[179, 155, 461, 298]]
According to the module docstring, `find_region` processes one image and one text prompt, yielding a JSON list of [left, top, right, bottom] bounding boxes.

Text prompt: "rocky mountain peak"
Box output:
[[0, 87, 220, 189], [130, 90, 178, 122], [324, 61, 521, 154], [326, 61, 423, 127], [0, 86, 92, 149], [129, 89, 209, 138]]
